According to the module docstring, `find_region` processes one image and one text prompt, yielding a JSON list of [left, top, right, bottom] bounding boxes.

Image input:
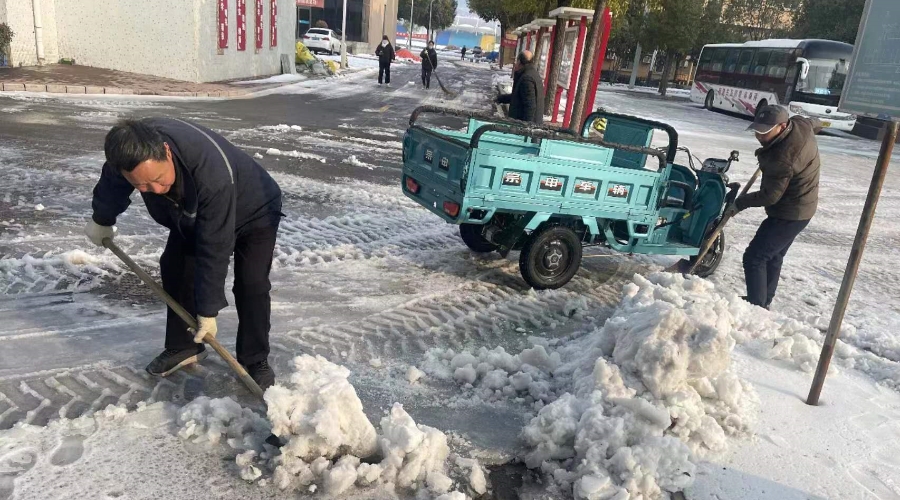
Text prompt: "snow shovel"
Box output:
[[667, 166, 762, 274], [102, 238, 264, 398], [425, 54, 456, 97]]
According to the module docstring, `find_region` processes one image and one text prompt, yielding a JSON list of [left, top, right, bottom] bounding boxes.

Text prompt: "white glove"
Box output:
[[192, 316, 218, 343], [84, 220, 115, 247]]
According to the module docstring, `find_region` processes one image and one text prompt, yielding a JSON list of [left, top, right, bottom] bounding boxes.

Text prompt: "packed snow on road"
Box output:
[[1, 64, 899, 500]]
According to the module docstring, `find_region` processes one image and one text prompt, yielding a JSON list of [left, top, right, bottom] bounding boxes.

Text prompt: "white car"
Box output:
[[302, 28, 343, 55]]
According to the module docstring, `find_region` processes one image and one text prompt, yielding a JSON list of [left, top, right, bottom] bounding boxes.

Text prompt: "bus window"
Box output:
[[767, 49, 791, 79], [752, 49, 771, 77], [711, 48, 727, 72], [699, 48, 713, 71], [737, 49, 754, 74], [724, 48, 740, 74]]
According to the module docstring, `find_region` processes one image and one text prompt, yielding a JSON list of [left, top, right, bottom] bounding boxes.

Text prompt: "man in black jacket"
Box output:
[[496, 51, 545, 124], [729, 105, 820, 309], [85, 118, 283, 388], [375, 35, 395, 85], [420, 41, 438, 89]]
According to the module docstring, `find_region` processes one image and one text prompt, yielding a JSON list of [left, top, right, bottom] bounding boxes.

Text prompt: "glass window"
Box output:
[[751, 49, 771, 76], [767, 49, 791, 79], [711, 48, 727, 72], [724, 48, 740, 74], [737, 50, 754, 74]]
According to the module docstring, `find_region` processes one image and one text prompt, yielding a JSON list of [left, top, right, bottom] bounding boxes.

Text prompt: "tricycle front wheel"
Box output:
[[459, 224, 498, 253], [519, 225, 583, 290], [690, 227, 725, 278]]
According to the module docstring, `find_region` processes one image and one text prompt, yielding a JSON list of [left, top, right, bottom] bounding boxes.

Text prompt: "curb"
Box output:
[[0, 82, 255, 98]]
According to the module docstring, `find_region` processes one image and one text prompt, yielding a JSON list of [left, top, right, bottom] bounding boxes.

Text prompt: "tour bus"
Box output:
[[691, 39, 856, 132]]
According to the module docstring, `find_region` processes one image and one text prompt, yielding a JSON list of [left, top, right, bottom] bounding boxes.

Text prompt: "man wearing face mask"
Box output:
[[726, 105, 821, 309], [420, 41, 438, 89], [85, 118, 283, 388], [375, 35, 395, 86]]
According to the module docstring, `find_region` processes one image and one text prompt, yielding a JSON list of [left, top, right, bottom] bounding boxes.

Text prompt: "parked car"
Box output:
[[302, 28, 343, 55], [471, 46, 483, 61]]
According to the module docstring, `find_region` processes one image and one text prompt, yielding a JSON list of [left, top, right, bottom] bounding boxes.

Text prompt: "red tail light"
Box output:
[[443, 201, 460, 218], [405, 177, 420, 194], [303, 35, 310, 39]]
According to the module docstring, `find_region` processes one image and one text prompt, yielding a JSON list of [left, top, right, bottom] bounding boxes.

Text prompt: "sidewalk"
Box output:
[[0, 64, 301, 97]]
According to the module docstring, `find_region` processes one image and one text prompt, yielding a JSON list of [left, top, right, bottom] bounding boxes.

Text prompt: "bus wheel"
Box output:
[[704, 90, 715, 110], [755, 100, 768, 117]]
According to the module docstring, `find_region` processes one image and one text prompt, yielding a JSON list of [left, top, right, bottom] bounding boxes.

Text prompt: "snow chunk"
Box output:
[[342, 155, 377, 170], [265, 147, 327, 163], [407, 366, 426, 384], [380, 403, 450, 488], [34, 204, 44, 211], [177, 397, 270, 449]]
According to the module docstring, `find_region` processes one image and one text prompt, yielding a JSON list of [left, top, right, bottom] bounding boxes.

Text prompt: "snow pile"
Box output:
[[265, 147, 327, 163], [518, 273, 760, 498], [260, 124, 303, 132], [342, 155, 376, 170], [177, 396, 272, 450], [420, 343, 562, 407], [187, 355, 477, 497]]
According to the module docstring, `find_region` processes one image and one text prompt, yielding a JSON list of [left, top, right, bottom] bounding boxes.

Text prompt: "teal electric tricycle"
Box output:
[[400, 106, 741, 290]]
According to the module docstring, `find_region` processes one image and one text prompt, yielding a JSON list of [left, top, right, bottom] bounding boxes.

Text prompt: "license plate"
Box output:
[[821, 121, 831, 127], [310, 36, 319, 40]]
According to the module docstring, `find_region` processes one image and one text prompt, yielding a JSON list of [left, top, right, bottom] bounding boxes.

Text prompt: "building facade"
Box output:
[[296, 0, 398, 52], [1, 0, 296, 83]]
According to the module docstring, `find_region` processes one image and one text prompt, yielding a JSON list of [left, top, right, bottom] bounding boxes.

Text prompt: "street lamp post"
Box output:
[[340, 0, 348, 69], [408, 0, 414, 49], [382, 0, 387, 38], [428, 0, 434, 42]]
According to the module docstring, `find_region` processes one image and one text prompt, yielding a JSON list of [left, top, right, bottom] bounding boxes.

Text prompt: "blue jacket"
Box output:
[[91, 118, 282, 317]]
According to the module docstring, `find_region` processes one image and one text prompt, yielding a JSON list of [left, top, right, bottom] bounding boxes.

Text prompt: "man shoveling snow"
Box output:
[[85, 118, 283, 389]]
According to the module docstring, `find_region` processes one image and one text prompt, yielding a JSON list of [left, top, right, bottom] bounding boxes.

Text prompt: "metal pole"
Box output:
[[428, 0, 433, 42], [409, 0, 414, 49], [340, 0, 348, 68], [382, 0, 387, 38], [628, 44, 642, 88], [31, 0, 45, 65], [807, 120, 899, 406]]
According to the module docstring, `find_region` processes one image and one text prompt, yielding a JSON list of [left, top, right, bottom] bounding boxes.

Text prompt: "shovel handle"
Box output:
[[102, 238, 265, 399], [687, 166, 762, 274]]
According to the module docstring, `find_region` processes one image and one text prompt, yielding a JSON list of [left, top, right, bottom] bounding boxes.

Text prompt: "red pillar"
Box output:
[[526, 31, 533, 52], [563, 16, 588, 129], [584, 8, 613, 119], [543, 25, 556, 90]]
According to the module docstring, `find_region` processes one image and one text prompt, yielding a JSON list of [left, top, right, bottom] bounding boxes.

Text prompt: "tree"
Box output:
[[692, 0, 732, 56], [643, 0, 703, 96], [543, 0, 594, 109], [569, 0, 608, 131], [723, 0, 798, 41], [397, 0, 459, 38], [605, 0, 649, 85], [315, 20, 329, 29], [469, 0, 535, 67], [792, 0, 865, 44]]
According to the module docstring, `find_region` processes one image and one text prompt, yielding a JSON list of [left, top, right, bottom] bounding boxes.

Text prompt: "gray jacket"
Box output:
[[736, 116, 820, 220]]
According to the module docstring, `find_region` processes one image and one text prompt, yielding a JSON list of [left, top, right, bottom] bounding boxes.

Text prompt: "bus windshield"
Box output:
[[796, 58, 849, 97]]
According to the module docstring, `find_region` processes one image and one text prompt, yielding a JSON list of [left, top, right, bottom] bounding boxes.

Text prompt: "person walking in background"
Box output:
[[375, 35, 395, 86], [461, 46, 467, 60], [495, 51, 545, 124], [726, 105, 821, 310], [420, 41, 438, 89]]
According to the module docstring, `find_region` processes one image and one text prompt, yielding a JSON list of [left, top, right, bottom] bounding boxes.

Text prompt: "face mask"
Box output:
[[382, 41, 388, 47], [428, 45, 434, 49]]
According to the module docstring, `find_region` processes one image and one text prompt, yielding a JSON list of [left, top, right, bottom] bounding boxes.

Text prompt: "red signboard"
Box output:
[[501, 37, 517, 49], [296, 0, 324, 7], [397, 32, 429, 40], [218, 0, 229, 49], [270, 0, 277, 47], [237, 0, 247, 51], [255, 0, 264, 50]]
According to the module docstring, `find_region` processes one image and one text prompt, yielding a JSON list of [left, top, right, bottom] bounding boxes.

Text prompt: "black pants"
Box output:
[[743, 217, 810, 309], [378, 62, 391, 84], [421, 67, 432, 88], [160, 222, 279, 366]]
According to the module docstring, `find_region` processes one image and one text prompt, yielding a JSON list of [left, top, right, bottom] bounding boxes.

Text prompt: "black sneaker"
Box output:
[[146, 347, 207, 377], [245, 360, 276, 390]]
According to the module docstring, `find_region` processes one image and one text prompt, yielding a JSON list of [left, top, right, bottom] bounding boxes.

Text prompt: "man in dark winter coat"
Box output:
[[86, 118, 283, 388], [420, 41, 438, 89], [375, 35, 396, 85], [728, 105, 821, 309], [461, 46, 467, 60], [495, 51, 545, 124]]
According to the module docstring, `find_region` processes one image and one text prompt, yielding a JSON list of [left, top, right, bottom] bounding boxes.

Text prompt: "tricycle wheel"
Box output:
[[459, 224, 498, 253], [519, 225, 582, 290], [689, 227, 725, 278]]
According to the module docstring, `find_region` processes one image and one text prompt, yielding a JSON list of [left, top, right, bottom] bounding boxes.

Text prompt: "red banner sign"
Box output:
[[397, 32, 429, 40], [255, 0, 264, 50], [218, 0, 229, 49], [237, 0, 247, 51], [296, 0, 324, 7], [270, 0, 277, 47], [501, 38, 517, 48]]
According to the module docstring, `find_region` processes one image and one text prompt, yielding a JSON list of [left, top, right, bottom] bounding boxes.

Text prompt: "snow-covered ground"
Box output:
[[600, 82, 692, 99], [2, 67, 900, 500]]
